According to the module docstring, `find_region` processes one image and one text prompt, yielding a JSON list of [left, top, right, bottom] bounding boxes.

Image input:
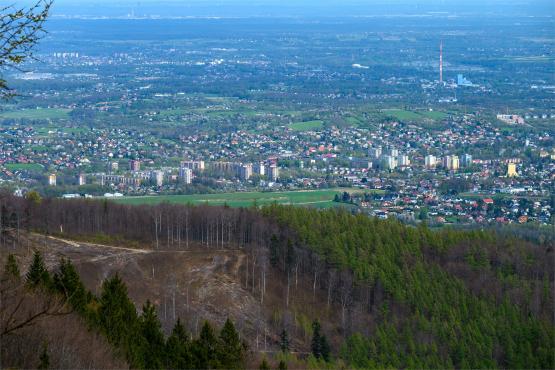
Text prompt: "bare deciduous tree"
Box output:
[[1, 280, 70, 338]]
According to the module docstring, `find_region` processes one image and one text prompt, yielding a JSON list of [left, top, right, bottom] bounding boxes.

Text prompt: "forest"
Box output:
[[0, 191, 554, 369]]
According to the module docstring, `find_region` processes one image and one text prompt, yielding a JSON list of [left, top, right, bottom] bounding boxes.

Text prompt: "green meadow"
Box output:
[[382, 109, 449, 122], [289, 120, 324, 131], [112, 188, 380, 208], [4, 163, 44, 172]]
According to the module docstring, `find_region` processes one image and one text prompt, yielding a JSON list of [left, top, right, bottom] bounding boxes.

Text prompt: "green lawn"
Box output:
[[4, 163, 44, 172], [289, 120, 324, 131], [112, 188, 380, 208], [0, 108, 71, 120]]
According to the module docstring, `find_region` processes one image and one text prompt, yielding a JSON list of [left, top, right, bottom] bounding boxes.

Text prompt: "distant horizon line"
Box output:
[[50, 13, 553, 20]]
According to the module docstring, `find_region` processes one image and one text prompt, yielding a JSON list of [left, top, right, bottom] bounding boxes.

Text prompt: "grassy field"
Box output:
[[289, 120, 324, 131], [4, 163, 44, 172], [420, 110, 449, 120], [383, 109, 448, 122], [0, 108, 72, 120], [112, 188, 379, 208], [345, 116, 364, 126]]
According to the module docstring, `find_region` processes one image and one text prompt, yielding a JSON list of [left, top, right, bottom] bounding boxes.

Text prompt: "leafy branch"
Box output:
[[0, 0, 52, 99]]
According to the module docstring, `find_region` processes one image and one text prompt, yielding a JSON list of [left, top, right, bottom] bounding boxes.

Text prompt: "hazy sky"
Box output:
[[46, 0, 554, 5], [13, 0, 555, 17]]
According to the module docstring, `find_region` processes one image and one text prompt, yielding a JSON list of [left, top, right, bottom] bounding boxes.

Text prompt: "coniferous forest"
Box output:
[[0, 192, 554, 369]]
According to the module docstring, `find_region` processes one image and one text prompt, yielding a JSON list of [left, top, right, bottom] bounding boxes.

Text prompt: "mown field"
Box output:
[[382, 108, 449, 122], [289, 120, 324, 131], [4, 163, 44, 172], [112, 188, 379, 208]]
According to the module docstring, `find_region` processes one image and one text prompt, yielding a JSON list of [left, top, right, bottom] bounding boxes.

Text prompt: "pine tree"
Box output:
[[26, 251, 50, 288], [3, 254, 20, 280], [139, 300, 165, 369], [280, 329, 289, 353], [278, 360, 288, 370], [218, 318, 245, 369], [38, 342, 49, 369]]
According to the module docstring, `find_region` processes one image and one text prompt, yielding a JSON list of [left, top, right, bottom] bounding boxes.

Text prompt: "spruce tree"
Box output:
[[194, 321, 219, 369], [26, 251, 50, 288], [311, 320, 322, 358], [269, 234, 279, 268], [218, 318, 245, 369], [166, 318, 193, 369], [98, 275, 147, 368], [310, 319, 331, 361], [259, 358, 270, 370], [280, 329, 289, 353], [53, 258, 88, 312], [278, 360, 288, 370], [3, 254, 20, 280], [98, 274, 141, 357], [286, 240, 295, 271], [139, 300, 165, 369], [320, 334, 331, 362]]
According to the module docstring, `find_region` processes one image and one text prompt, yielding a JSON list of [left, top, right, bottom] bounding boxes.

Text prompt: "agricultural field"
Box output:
[[382, 109, 449, 122], [0, 108, 72, 120], [289, 120, 324, 131], [112, 188, 379, 208], [4, 163, 44, 172]]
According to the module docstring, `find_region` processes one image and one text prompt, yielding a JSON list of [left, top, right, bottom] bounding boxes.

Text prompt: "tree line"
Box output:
[[0, 191, 272, 249]]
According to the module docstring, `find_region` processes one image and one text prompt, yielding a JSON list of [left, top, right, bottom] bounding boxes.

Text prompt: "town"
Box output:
[[0, 15, 553, 228], [1, 109, 553, 226]]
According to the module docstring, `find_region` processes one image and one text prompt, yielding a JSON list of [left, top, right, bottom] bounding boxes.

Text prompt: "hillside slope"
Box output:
[[0, 193, 553, 368], [5, 233, 264, 338], [0, 246, 125, 369]]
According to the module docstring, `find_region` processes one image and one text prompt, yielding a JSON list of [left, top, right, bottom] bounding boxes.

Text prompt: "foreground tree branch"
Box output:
[[0, 0, 52, 99]]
